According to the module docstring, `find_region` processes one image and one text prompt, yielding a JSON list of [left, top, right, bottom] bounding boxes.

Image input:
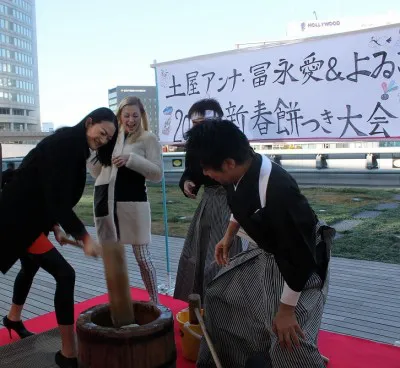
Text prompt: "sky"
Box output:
[[35, 0, 400, 128]]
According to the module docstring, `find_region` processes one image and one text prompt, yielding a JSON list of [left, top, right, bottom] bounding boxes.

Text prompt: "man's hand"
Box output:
[[112, 155, 129, 168], [183, 180, 197, 199], [215, 236, 233, 265], [272, 303, 305, 351]]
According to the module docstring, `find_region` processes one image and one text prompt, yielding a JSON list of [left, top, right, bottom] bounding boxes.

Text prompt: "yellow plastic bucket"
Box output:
[[176, 307, 204, 362]]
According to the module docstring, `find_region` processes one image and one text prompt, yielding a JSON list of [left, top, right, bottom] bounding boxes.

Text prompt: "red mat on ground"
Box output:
[[0, 288, 399, 368]]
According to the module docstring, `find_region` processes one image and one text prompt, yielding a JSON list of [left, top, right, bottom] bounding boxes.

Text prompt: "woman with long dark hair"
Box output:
[[0, 107, 118, 368]]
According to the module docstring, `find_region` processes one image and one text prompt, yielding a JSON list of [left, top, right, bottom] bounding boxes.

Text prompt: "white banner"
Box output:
[[155, 24, 400, 144]]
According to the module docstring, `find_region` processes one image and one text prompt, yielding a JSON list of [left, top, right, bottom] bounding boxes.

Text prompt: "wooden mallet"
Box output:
[[62, 238, 83, 247], [62, 237, 104, 258], [188, 294, 223, 368], [65, 238, 134, 327]]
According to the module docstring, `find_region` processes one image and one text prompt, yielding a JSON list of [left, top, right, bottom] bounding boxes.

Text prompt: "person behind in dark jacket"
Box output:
[[1, 162, 16, 189], [0, 107, 118, 368], [184, 120, 335, 367], [174, 98, 244, 304]]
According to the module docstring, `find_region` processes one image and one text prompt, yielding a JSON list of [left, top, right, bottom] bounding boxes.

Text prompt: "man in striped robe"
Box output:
[[174, 98, 244, 304], [184, 120, 335, 368]]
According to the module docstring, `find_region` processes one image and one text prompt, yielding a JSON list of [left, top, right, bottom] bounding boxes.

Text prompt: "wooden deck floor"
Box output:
[[0, 227, 399, 346]]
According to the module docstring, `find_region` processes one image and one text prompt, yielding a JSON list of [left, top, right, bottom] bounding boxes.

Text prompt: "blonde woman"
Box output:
[[89, 96, 162, 304]]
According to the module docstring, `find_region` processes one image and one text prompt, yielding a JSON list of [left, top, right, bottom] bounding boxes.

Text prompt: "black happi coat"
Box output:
[[227, 153, 331, 292], [0, 122, 89, 274]]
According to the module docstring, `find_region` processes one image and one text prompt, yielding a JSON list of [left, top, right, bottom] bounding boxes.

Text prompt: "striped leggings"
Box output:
[[132, 244, 159, 304]]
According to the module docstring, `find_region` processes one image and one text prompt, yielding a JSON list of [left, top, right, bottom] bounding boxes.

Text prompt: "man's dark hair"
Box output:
[[188, 98, 224, 119], [184, 119, 253, 170]]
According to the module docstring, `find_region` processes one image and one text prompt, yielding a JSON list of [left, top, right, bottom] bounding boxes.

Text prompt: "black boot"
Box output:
[[55, 351, 78, 368], [2, 316, 34, 339]]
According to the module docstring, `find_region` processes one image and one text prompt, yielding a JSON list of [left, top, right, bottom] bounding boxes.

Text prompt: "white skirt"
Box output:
[[95, 201, 151, 246], [116, 201, 151, 245]]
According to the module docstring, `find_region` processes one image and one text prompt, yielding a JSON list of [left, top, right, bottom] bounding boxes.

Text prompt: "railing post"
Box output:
[[270, 154, 282, 166], [316, 154, 328, 169], [366, 153, 379, 170]]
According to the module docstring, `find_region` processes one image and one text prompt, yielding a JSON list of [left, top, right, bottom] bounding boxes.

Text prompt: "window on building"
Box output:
[[0, 122, 11, 130], [26, 124, 37, 132], [108, 97, 117, 106], [14, 122, 25, 131], [0, 107, 10, 114], [13, 108, 24, 115]]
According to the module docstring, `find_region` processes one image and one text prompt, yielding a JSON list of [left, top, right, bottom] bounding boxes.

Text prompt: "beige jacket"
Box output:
[[88, 128, 162, 245]]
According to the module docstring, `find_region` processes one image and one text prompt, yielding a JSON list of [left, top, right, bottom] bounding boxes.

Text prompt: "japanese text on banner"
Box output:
[[156, 25, 400, 144]]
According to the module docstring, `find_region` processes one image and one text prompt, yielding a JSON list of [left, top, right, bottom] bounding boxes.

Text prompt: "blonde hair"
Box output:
[[116, 96, 149, 131]]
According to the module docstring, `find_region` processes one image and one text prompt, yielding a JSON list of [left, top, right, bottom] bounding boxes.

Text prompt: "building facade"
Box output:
[[41, 121, 53, 132], [0, 0, 40, 134], [286, 12, 400, 39], [108, 86, 158, 135]]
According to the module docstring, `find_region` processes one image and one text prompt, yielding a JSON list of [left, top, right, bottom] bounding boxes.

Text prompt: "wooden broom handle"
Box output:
[[194, 308, 223, 368], [188, 294, 223, 368]]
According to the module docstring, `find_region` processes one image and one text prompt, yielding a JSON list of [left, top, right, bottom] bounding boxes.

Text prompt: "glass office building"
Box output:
[[0, 0, 40, 133]]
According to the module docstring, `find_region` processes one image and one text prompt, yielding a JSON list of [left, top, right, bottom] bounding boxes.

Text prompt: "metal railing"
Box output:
[[162, 149, 400, 172]]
